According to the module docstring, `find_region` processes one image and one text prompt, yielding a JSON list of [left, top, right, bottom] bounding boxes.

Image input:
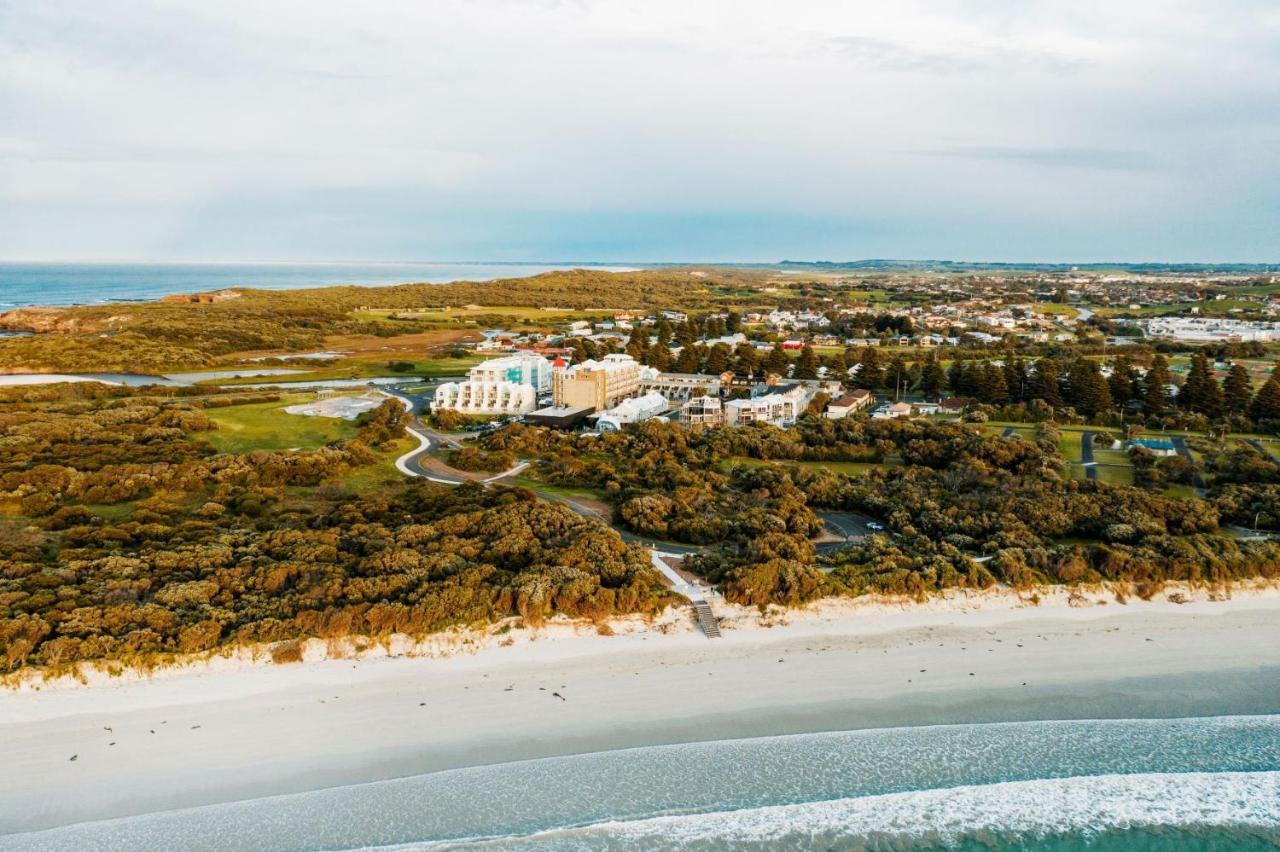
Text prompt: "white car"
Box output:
[[866, 521, 884, 531]]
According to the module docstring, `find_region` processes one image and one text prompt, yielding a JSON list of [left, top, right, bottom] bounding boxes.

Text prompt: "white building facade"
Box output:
[[433, 353, 551, 415], [595, 392, 669, 432]]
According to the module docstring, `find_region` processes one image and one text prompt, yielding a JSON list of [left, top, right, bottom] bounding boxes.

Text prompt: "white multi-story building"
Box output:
[[433, 353, 551, 415], [465, 352, 552, 391], [723, 384, 810, 427], [595, 392, 669, 432], [679, 395, 724, 427]]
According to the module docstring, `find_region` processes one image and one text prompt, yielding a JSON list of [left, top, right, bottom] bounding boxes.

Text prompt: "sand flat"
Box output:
[[2, 587, 1279, 835]]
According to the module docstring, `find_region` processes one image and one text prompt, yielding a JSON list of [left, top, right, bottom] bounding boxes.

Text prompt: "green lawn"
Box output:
[[1094, 465, 1134, 486], [341, 437, 416, 491], [1163, 484, 1199, 500], [204, 397, 360, 453]]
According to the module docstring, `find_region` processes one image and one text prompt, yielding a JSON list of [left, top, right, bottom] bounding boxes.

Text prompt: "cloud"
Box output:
[[0, 0, 1278, 261], [826, 35, 1085, 75], [916, 145, 1156, 171]]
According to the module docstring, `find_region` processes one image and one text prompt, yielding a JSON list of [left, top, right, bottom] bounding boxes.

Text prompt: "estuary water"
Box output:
[[5, 715, 1278, 851], [0, 262, 637, 309]]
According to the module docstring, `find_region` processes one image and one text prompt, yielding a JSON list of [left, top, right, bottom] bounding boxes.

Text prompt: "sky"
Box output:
[[1, 0, 1278, 263]]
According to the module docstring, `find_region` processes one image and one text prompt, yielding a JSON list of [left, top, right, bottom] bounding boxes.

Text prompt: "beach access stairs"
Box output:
[[692, 600, 721, 638], [649, 550, 721, 639]]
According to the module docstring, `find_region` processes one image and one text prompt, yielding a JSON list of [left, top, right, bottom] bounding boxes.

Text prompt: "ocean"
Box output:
[[6, 715, 1278, 851], [0, 262, 638, 309]]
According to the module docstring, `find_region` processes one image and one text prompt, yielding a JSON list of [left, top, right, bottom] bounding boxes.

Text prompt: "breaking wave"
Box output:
[[460, 771, 1280, 850]]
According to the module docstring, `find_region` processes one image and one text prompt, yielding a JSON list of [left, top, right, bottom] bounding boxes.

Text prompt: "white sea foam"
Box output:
[[468, 771, 1280, 850]]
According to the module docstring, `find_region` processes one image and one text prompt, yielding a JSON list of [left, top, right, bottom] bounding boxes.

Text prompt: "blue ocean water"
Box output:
[[0, 262, 637, 309], [4, 715, 1278, 851]]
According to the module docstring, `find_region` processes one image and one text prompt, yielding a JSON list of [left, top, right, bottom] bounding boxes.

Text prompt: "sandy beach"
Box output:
[[3, 584, 1279, 837]]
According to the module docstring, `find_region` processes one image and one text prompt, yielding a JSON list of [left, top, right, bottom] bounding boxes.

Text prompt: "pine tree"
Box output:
[[733, 342, 758, 378], [1067, 358, 1112, 418], [675, 345, 701, 374], [645, 343, 672, 372], [704, 343, 731, 374], [764, 345, 789, 377], [676, 321, 697, 346], [1143, 355, 1172, 417], [921, 353, 945, 400], [1003, 358, 1027, 403], [725, 311, 741, 334], [1028, 359, 1062, 408], [793, 345, 819, 379], [655, 319, 673, 345], [946, 358, 968, 395], [1182, 352, 1222, 418], [980, 362, 1008, 404], [1250, 376, 1280, 423], [1223, 364, 1253, 414], [858, 348, 884, 390], [1108, 354, 1135, 407], [885, 354, 907, 397]]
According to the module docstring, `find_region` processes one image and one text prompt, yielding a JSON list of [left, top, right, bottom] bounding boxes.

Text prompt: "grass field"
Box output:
[[204, 396, 361, 453]]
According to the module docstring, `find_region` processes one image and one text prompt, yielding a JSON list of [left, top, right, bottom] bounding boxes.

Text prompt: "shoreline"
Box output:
[[3, 583, 1280, 834], [5, 580, 1277, 693]]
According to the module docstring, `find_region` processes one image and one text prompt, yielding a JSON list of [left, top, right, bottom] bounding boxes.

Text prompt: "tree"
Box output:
[[946, 358, 970, 396], [1250, 375, 1280, 423], [765, 345, 790, 377], [978, 362, 1008, 405], [675, 345, 701, 374], [1028, 360, 1062, 408], [646, 343, 673, 372], [1143, 355, 1172, 417], [1004, 357, 1028, 403], [858, 348, 884, 390], [885, 354, 907, 397], [1224, 364, 1253, 414], [1181, 352, 1223, 419], [1067, 358, 1111, 417], [704, 343, 732, 375], [725, 311, 741, 334], [1108, 353, 1136, 407], [793, 345, 819, 380], [733, 342, 758, 379], [921, 353, 945, 400]]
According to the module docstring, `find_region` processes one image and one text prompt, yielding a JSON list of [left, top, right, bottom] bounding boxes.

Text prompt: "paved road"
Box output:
[[1169, 436, 1207, 497], [1080, 431, 1098, 480]]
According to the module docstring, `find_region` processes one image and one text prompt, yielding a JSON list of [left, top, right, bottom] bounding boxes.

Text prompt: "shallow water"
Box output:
[[5, 715, 1277, 851]]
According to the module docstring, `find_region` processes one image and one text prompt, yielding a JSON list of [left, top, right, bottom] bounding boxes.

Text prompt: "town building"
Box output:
[[432, 353, 552, 415], [825, 389, 874, 419], [871, 401, 914, 419], [552, 353, 650, 410], [594, 392, 669, 432], [679, 395, 724, 427], [639, 371, 731, 402], [724, 384, 810, 427]]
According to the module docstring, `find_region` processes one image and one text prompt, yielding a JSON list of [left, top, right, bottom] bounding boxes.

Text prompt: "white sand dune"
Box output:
[[2, 584, 1279, 836]]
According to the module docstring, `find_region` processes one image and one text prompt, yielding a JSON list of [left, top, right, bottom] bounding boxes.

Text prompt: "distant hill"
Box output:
[[763, 259, 1280, 274]]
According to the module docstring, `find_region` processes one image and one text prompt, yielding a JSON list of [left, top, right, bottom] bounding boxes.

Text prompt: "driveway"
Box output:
[[1169, 436, 1207, 497], [1080, 431, 1098, 480]]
